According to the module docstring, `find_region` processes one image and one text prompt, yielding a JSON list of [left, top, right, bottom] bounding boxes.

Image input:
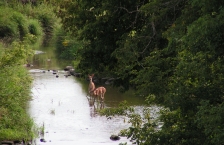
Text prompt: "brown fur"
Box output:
[[93, 87, 106, 101], [88, 74, 95, 94]]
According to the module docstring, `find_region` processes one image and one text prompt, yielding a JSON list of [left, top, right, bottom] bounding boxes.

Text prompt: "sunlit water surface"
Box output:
[[28, 49, 157, 145], [29, 69, 146, 145]]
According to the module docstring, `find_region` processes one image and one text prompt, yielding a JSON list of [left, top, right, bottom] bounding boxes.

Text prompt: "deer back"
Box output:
[[94, 87, 106, 96]]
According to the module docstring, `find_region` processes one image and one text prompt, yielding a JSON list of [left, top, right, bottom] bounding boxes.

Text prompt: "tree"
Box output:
[[57, 0, 224, 144], [57, 0, 149, 76]]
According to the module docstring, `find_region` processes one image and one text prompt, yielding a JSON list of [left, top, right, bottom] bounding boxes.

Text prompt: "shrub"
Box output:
[[35, 4, 58, 46], [0, 7, 29, 43], [27, 19, 44, 48], [0, 42, 36, 141], [55, 29, 82, 60], [3, 3, 59, 46], [22, 3, 59, 46], [0, 7, 18, 42]]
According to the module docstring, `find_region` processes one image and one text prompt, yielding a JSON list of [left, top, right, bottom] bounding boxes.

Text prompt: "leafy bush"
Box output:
[[0, 7, 19, 42], [28, 4, 58, 46], [28, 19, 43, 36], [26, 19, 44, 48], [5, 3, 59, 46], [11, 10, 29, 40], [0, 6, 30, 43], [54, 29, 82, 60], [0, 42, 36, 141]]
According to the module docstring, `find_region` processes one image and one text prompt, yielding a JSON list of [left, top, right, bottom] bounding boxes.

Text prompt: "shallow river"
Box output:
[[28, 48, 146, 145]]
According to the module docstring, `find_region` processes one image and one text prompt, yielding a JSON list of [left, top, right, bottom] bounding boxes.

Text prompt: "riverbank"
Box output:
[[0, 64, 36, 142], [0, 1, 71, 143]]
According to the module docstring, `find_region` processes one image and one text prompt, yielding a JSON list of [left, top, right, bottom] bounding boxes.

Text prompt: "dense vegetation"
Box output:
[[0, 0, 61, 141], [0, 0, 223, 144], [0, 42, 34, 141], [56, 0, 224, 144]]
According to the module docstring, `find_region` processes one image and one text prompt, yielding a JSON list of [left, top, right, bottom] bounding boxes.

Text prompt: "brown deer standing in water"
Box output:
[[93, 86, 106, 106], [87, 74, 95, 104], [88, 74, 95, 94], [87, 74, 106, 108], [89, 86, 106, 112]]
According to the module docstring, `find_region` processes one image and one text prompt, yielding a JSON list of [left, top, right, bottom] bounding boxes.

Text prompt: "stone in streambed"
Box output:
[[40, 138, 47, 142], [110, 135, 120, 141]]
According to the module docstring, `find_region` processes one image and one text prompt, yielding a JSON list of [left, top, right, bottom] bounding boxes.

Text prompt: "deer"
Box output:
[[87, 74, 95, 101], [93, 86, 106, 104]]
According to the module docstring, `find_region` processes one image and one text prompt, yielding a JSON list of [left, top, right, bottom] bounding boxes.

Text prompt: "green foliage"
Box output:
[[11, 10, 29, 40], [196, 101, 224, 144], [0, 1, 62, 141], [0, 41, 36, 141], [100, 101, 162, 145], [56, 0, 148, 76], [152, 1, 224, 145], [0, 7, 24, 43], [54, 29, 82, 60], [164, 5, 224, 111], [99, 101, 134, 117], [0, 5, 46, 46], [0, 66, 34, 140], [7, 2, 59, 46], [32, 4, 59, 46], [0, 42, 33, 68], [28, 19, 43, 36], [132, 49, 177, 101], [55, 0, 224, 144], [27, 18, 44, 48]]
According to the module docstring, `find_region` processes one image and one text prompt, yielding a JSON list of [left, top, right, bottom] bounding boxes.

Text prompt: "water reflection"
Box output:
[[29, 48, 146, 145], [32, 48, 146, 107], [75, 77, 146, 107], [32, 48, 71, 70], [29, 69, 134, 145]]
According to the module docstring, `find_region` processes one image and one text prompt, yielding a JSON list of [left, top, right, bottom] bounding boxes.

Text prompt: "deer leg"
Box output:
[[102, 102, 104, 109], [100, 94, 104, 103], [93, 96, 96, 104], [97, 95, 101, 107], [97, 95, 99, 104]]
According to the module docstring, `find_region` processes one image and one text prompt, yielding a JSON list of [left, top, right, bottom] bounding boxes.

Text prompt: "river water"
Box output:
[[28, 48, 146, 145]]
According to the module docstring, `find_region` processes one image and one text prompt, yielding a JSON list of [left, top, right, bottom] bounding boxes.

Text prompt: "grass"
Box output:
[[0, 1, 66, 142], [0, 40, 36, 141]]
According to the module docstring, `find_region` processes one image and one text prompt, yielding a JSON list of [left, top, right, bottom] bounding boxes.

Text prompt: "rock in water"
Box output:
[[110, 135, 120, 141], [40, 138, 47, 142]]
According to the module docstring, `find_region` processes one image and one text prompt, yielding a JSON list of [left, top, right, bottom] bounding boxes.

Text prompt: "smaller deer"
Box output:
[[93, 87, 106, 103]]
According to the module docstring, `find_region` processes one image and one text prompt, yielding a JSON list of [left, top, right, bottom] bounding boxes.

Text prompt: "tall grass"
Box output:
[[27, 18, 44, 49], [0, 2, 60, 47], [12, 3, 59, 46], [0, 6, 39, 45], [0, 66, 35, 141], [0, 1, 64, 142], [54, 29, 81, 60], [0, 7, 20, 43], [0, 42, 37, 141], [34, 4, 59, 46]]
